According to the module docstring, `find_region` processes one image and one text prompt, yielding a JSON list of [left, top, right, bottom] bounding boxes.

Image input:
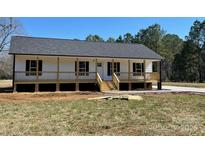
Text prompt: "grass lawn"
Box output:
[[0, 93, 204, 135], [163, 82, 205, 88]]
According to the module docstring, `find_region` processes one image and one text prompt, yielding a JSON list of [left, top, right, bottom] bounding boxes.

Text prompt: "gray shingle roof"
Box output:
[[9, 36, 163, 60]]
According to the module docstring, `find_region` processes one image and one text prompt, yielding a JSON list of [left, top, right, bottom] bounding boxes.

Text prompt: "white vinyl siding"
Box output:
[[15, 55, 159, 81]]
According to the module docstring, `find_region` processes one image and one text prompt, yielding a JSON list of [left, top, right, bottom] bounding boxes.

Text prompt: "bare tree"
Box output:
[[0, 17, 24, 79], [0, 17, 23, 52], [0, 55, 12, 79]]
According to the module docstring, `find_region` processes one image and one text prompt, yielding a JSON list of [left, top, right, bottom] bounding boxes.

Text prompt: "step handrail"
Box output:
[[96, 73, 103, 91], [112, 73, 120, 90]]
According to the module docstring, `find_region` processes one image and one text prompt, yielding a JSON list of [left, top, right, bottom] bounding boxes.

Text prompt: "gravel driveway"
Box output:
[[104, 85, 205, 94], [160, 85, 205, 93]]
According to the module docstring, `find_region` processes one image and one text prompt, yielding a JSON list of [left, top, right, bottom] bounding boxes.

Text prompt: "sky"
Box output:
[[18, 17, 205, 40]]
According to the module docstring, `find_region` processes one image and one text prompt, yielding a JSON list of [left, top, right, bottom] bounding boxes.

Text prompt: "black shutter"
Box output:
[[142, 63, 144, 72], [133, 63, 136, 72], [86, 61, 89, 72], [107, 62, 110, 76], [117, 62, 120, 72], [26, 60, 30, 76], [152, 62, 158, 72], [152, 62, 154, 72], [133, 63, 136, 76], [38, 60, 42, 71]]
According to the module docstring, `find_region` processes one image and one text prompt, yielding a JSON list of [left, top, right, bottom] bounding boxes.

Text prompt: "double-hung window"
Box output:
[[107, 62, 120, 76], [25, 60, 42, 76], [75, 61, 89, 76], [152, 61, 159, 72], [133, 63, 144, 76]]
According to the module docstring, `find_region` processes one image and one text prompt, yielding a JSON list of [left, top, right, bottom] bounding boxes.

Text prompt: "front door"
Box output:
[[97, 62, 104, 80], [106, 62, 120, 80]]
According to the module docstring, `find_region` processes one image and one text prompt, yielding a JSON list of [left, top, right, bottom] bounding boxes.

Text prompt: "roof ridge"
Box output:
[[12, 35, 142, 46]]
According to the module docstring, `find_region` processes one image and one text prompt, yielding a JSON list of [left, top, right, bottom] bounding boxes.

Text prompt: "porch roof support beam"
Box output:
[[128, 59, 131, 90], [143, 59, 146, 89], [13, 54, 16, 92], [95, 58, 97, 74], [56, 56, 60, 91], [35, 56, 39, 92], [95, 59, 97, 73], [158, 61, 162, 90], [76, 58, 79, 91], [112, 59, 114, 80]]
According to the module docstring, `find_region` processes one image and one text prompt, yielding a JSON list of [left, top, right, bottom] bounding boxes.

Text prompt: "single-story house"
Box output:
[[9, 36, 163, 92]]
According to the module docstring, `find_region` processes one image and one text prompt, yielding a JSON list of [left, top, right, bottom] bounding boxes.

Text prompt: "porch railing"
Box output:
[[145, 72, 160, 81], [115, 72, 160, 81], [113, 73, 120, 90], [14, 71, 96, 81], [14, 71, 160, 82]]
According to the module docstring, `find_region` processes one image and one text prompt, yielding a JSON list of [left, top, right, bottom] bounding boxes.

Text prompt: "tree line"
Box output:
[[85, 20, 205, 82], [1, 18, 205, 82]]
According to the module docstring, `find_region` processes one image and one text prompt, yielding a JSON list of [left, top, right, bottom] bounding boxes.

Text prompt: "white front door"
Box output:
[[97, 62, 104, 80]]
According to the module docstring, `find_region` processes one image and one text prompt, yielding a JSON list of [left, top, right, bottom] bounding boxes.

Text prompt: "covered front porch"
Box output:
[[13, 55, 161, 92]]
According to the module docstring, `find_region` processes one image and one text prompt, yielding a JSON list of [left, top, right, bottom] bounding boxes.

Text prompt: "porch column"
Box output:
[[128, 59, 131, 90], [76, 58, 79, 91], [112, 59, 114, 80], [13, 84, 17, 92], [35, 56, 39, 92], [56, 57, 60, 91], [13, 54, 16, 92], [95, 58, 97, 80], [157, 61, 162, 90], [143, 59, 146, 90]]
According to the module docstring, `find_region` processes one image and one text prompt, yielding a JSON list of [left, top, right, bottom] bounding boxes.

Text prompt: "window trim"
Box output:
[[75, 61, 89, 76], [133, 62, 144, 76], [25, 60, 42, 76], [152, 61, 159, 72], [107, 62, 120, 76]]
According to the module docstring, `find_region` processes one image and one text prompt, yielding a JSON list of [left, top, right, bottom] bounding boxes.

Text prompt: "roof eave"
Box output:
[[11, 53, 162, 60]]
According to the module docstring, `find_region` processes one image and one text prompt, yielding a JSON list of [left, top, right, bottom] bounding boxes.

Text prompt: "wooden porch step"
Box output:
[[101, 81, 116, 91]]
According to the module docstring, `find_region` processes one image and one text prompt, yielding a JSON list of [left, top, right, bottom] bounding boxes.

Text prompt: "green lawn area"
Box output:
[[0, 93, 204, 135], [163, 82, 205, 88]]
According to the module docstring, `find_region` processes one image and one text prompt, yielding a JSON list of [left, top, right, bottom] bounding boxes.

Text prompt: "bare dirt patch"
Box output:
[[0, 91, 103, 103]]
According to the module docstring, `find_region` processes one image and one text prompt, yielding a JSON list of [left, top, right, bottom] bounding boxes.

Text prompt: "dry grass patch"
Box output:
[[0, 80, 12, 88], [163, 82, 205, 88], [0, 93, 204, 135]]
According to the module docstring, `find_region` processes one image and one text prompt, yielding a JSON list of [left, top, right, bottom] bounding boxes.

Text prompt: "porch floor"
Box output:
[[15, 79, 96, 84]]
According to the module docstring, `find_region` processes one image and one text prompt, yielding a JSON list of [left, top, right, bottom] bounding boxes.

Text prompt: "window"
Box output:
[[152, 62, 158, 72], [26, 60, 42, 76], [107, 62, 120, 76], [133, 63, 144, 76], [75, 61, 89, 76]]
